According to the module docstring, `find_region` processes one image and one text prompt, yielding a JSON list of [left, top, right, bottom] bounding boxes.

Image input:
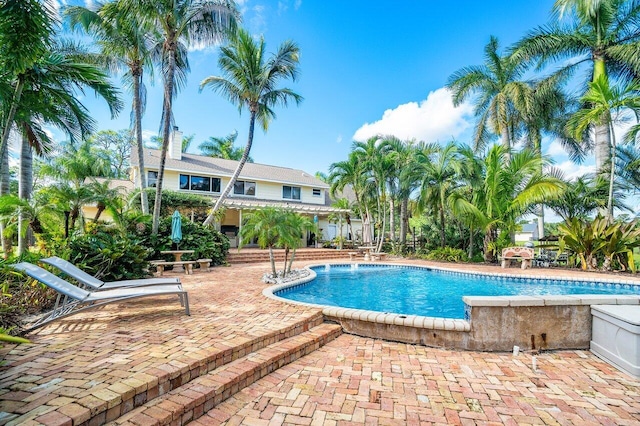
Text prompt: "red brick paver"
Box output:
[[202, 336, 640, 425]]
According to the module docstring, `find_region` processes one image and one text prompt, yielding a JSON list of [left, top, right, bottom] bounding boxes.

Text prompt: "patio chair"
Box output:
[[12, 262, 190, 332], [41, 256, 180, 290]]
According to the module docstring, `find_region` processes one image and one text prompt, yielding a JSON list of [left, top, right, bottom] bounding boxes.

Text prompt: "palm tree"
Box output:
[[329, 152, 371, 244], [414, 141, 461, 248], [512, 0, 640, 174], [127, 0, 240, 234], [66, 1, 155, 214], [0, 0, 56, 188], [281, 211, 317, 276], [199, 130, 253, 161], [201, 28, 303, 225], [545, 175, 615, 222], [5, 40, 121, 255], [450, 145, 564, 262], [447, 36, 530, 160], [566, 75, 640, 218], [352, 137, 392, 252], [239, 207, 286, 277]]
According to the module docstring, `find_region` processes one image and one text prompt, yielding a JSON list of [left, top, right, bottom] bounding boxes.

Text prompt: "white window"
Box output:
[[148, 171, 158, 187], [234, 180, 256, 196], [283, 185, 301, 200], [179, 174, 221, 193]]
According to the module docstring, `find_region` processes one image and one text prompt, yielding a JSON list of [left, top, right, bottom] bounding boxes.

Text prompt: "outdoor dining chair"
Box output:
[[41, 256, 180, 290], [12, 262, 190, 332]]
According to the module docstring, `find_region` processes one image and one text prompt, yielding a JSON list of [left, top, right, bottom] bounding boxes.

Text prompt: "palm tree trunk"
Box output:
[[0, 78, 24, 177], [607, 123, 616, 219], [283, 247, 289, 277], [439, 202, 446, 248], [132, 69, 149, 215], [287, 249, 296, 273], [389, 197, 395, 242], [18, 134, 33, 255], [0, 80, 24, 257], [399, 198, 408, 246], [0, 144, 11, 257], [204, 109, 257, 225], [151, 53, 176, 235], [501, 126, 511, 163], [269, 245, 276, 277]]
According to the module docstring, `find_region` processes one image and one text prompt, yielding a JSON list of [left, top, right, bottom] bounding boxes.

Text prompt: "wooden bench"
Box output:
[[150, 260, 195, 276], [197, 258, 212, 272], [501, 247, 534, 270]]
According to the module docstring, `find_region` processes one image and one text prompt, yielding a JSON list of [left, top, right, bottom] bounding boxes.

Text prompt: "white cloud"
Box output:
[[335, 134, 343, 144], [555, 160, 595, 181], [352, 88, 473, 143], [545, 139, 568, 159]]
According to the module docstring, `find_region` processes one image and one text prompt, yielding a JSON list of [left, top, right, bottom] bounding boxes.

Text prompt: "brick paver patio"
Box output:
[[1, 257, 639, 425]]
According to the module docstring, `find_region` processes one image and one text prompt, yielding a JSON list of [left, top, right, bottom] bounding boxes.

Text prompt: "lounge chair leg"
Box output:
[[183, 293, 190, 315]]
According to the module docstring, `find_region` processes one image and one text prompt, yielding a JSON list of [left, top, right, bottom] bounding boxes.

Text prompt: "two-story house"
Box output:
[[130, 128, 360, 247]]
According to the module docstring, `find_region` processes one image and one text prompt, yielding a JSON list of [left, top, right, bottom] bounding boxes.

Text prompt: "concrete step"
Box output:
[[227, 249, 352, 264], [112, 323, 342, 425]]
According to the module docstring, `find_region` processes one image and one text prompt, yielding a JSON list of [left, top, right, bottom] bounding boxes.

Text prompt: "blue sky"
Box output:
[[54, 0, 594, 178]]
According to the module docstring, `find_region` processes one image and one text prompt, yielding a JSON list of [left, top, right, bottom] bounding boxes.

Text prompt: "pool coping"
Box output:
[[262, 262, 640, 336]]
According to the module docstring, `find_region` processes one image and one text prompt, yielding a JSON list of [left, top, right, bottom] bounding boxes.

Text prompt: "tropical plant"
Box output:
[[423, 247, 469, 263], [450, 145, 564, 262], [201, 28, 303, 224], [566, 75, 640, 218], [447, 36, 529, 158], [512, 0, 640, 174], [413, 141, 461, 248], [545, 175, 618, 222], [125, 0, 240, 234], [555, 215, 640, 271], [66, 2, 153, 212], [239, 207, 286, 277], [281, 211, 317, 276], [199, 131, 253, 161]]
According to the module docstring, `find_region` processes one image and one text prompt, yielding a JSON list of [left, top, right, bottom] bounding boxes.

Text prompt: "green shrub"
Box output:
[[142, 216, 230, 266], [424, 247, 469, 262]]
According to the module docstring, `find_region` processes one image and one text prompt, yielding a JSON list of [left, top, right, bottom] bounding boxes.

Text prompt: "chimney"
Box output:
[[169, 126, 183, 160]]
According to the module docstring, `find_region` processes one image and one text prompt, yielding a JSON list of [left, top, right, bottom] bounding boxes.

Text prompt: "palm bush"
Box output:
[[558, 215, 640, 272]]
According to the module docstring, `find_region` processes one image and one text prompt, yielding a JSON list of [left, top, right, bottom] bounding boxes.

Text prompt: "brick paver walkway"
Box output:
[[1, 257, 639, 425], [203, 336, 640, 425]]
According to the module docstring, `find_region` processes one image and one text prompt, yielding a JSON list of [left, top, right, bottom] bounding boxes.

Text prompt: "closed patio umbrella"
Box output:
[[171, 210, 182, 248]]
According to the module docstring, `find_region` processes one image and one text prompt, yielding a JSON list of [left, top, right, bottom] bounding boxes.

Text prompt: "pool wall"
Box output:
[[263, 263, 640, 352]]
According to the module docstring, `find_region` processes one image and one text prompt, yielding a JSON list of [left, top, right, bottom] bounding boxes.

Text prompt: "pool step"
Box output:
[[112, 323, 342, 425]]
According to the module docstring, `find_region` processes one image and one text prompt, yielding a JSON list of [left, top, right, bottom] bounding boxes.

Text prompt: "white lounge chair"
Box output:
[[41, 256, 180, 290], [12, 262, 190, 332]]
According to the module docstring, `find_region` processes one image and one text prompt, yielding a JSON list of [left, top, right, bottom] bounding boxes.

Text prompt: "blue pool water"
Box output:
[[275, 265, 640, 319]]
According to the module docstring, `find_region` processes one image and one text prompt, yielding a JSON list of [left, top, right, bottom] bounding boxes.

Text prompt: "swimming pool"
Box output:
[[266, 263, 640, 351], [275, 264, 640, 319]]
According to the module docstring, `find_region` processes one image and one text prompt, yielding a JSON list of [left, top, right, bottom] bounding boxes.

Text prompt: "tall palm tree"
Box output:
[[447, 36, 530, 160], [512, 0, 640, 174], [450, 145, 564, 262], [201, 27, 303, 225], [199, 130, 253, 161], [127, 0, 240, 234], [352, 137, 392, 252], [0, 0, 56, 188], [566, 75, 640, 218], [414, 141, 461, 248], [66, 1, 155, 214]]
